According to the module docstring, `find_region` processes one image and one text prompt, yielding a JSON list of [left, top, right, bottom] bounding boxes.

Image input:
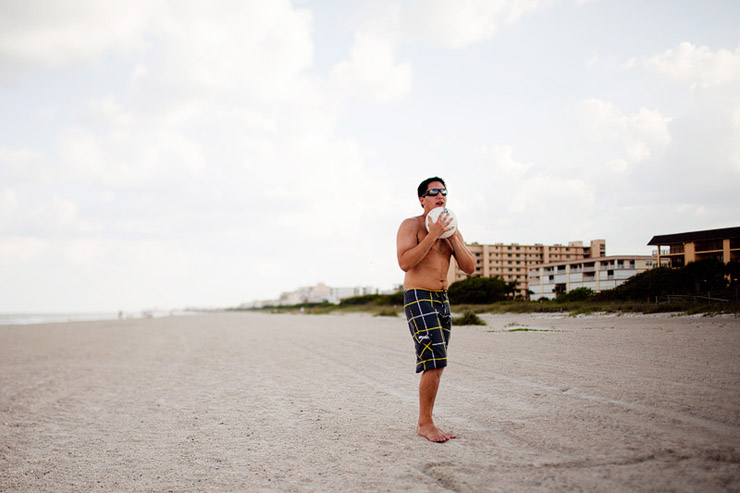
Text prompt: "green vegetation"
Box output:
[[451, 310, 486, 326], [235, 259, 740, 316], [593, 258, 736, 302], [506, 328, 554, 332], [374, 307, 400, 317], [448, 276, 507, 304], [338, 291, 404, 306], [555, 287, 594, 303]]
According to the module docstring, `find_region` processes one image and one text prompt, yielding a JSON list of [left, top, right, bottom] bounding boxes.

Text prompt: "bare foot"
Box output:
[[417, 423, 457, 443]]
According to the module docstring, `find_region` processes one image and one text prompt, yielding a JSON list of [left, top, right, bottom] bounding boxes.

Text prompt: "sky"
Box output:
[[1, 0, 739, 313]]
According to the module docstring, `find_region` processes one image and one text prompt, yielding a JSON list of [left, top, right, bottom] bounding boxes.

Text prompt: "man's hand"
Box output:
[[427, 211, 455, 240]]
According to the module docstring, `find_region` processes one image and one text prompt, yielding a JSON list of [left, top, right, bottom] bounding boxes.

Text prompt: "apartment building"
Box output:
[[648, 226, 740, 268], [528, 256, 658, 300], [447, 239, 606, 298]]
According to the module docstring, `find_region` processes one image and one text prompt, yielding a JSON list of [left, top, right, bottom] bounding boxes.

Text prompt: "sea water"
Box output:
[[0, 310, 197, 325]]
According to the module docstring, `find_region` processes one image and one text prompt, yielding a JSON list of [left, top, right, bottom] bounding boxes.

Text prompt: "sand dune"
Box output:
[[1, 311, 739, 491]]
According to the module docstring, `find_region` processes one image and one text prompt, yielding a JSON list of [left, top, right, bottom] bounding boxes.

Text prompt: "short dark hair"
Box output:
[[417, 176, 446, 197]]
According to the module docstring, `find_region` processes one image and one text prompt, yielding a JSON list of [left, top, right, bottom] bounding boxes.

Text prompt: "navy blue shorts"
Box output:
[[404, 289, 451, 373]]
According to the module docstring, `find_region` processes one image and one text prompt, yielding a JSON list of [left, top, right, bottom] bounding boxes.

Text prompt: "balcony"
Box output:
[[695, 240, 723, 252]]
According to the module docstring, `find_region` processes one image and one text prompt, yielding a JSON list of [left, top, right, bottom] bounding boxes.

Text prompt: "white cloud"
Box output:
[[0, 145, 48, 182], [576, 98, 672, 169], [0, 236, 48, 266], [1, 0, 316, 104], [329, 32, 412, 102], [399, 0, 558, 48], [0, 0, 153, 71], [0, 190, 93, 236], [145, 0, 315, 102], [510, 174, 594, 214], [643, 42, 740, 174], [57, 127, 105, 179], [646, 42, 740, 88], [89, 97, 134, 127], [475, 144, 531, 179]]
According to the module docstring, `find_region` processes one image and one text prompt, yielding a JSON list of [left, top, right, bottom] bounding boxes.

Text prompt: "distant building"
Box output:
[[528, 255, 659, 300], [244, 283, 384, 307], [648, 226, 740, 268], [447, 239, 606, 298], [329, 286, 379, 303], [278, 282, 332, 305]]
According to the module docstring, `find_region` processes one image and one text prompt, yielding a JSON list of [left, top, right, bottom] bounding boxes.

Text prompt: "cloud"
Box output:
[[0, 0, 152, 72], [329, 32, 412, 102], [576, 98, 672, 169], [0, 189, 93, 237], [0, 144, 49, 182], [0, 0, 316, 103], [143, 1, 315, 101], [646, 42, 740, 88], [399, 0, 558, 48], [475, 144, 531, 179], [450, 143, 598, 247], [0, 236, 48, 266], [644, 41, 740, 172]]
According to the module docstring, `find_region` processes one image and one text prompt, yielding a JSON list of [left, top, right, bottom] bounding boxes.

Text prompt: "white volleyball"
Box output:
[[425, 207, 457, 239]]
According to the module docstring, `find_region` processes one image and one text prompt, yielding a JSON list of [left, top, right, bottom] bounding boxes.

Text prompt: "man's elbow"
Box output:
[[460, 260, 476, 275]]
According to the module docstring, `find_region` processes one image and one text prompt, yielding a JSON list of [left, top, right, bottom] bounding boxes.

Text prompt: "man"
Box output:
[[396, 177, 476, 442]]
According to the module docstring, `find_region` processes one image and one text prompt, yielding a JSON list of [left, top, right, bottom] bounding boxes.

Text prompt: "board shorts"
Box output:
[[404, 289, 451, 373]]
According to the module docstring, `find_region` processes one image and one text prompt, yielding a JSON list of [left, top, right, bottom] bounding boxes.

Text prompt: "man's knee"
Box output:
[[422, 367, 444, 380]]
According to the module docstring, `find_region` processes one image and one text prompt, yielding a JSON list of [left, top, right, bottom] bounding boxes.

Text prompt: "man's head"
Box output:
[[417, 176, 447, 211]]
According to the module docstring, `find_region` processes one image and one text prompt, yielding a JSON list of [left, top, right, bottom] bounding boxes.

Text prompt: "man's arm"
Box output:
[[447, 231, 476, 275], [396, 215, 452, 272]]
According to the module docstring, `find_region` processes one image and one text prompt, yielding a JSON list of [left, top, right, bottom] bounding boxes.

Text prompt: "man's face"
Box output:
[[420, 181, 447, 212]]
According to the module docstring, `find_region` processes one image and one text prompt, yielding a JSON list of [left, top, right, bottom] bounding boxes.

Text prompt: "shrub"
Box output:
[[451, 310, 486, 326], [594, 258, 734, 302], [556, 287, 594, 303], [374, 308, 399, 317], [448, 276, 507, 304], [339, 291, 404, 307]]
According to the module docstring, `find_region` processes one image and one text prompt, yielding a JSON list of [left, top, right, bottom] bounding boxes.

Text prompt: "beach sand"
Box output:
[[1, 311, 739, 492]]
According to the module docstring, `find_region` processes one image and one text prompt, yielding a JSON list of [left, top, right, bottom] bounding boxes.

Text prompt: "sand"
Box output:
[[1, 311, 739, 492]]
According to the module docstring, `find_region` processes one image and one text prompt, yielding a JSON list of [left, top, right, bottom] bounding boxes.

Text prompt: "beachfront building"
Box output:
[[329, 286, 380, 304], [241, 283, 384, 308], [528, 255, 657, 300], [447, 239, 606, 299], [647, 226, 740, 268]]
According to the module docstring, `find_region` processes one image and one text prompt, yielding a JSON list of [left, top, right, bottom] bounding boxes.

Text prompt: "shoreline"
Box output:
[[0, 310, 205, 326]]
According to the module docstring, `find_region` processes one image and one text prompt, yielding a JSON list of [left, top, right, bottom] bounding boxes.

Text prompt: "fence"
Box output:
[[656, 289, 739, 304]]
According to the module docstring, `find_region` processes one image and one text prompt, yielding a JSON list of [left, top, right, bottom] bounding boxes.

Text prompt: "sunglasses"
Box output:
[[422, 188, 447, 197]]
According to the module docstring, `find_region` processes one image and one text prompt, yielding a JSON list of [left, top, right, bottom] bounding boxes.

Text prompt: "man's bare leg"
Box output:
[[417, 367, 456, 442]]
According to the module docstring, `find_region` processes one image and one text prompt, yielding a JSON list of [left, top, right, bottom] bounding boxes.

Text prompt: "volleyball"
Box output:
[[425, 207, 457, 239]]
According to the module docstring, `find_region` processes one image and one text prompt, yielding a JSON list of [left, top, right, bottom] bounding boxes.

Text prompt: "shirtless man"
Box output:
[[396, 177, 476, 442]]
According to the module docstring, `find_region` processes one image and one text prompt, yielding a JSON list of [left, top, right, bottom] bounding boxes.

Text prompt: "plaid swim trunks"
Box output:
[[404, 289, 451, 373]]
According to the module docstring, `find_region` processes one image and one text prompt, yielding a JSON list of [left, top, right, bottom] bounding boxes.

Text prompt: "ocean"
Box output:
[[0, 310, 199, 326]]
